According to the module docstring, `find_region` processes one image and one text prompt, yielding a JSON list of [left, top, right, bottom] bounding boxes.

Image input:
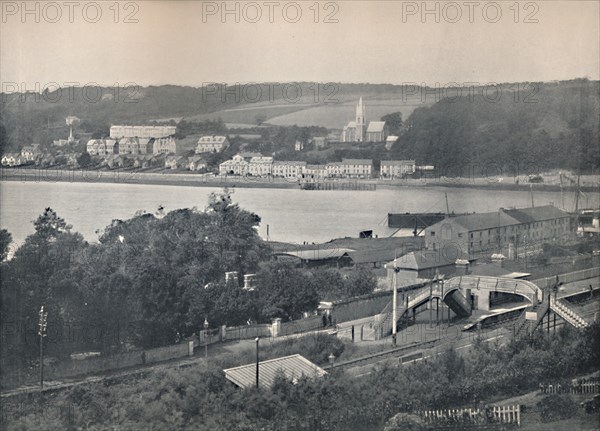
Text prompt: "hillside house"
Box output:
[[20, 144, 41, 161], [152, 137, 177, 155], [196, 136, 229, 153], [311, 137, 327, 149], [87, 139, 119, 156], [188, 156, 207, 171], [1, 153, 23, 167], [165, 155, 185, 169]]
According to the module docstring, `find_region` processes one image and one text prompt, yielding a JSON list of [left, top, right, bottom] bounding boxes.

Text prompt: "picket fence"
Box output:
[[419, 405, 521, 426], [540, 382, 600, 394]]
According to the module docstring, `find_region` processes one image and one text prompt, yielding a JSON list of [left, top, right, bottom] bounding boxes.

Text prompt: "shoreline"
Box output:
[[1, 167, 598, 194]]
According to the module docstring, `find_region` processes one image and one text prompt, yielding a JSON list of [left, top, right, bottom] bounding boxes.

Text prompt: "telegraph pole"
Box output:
[[429, 274, 433, 327], [391, 253, 398, 347], [38, 306, 48, 389], [203, 318, 209, 359], [255, 337, 260, 389]]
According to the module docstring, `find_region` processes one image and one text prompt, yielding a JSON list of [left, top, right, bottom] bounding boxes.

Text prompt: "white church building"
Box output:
[[341, 98, 388, 143]]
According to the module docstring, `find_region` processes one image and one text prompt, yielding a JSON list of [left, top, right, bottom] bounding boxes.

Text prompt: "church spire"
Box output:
[[355, 97, 366, 142]]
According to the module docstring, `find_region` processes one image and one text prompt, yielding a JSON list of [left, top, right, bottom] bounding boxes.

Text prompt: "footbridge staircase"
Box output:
[[549, 297, 589, 329], [369, 276, 543, 340]]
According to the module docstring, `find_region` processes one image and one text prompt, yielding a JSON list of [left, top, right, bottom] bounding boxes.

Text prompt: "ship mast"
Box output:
[[574, 172, 581, 214]]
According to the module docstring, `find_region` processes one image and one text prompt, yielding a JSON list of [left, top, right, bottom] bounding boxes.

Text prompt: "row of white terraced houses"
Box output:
[[219, 153, 418, 179]]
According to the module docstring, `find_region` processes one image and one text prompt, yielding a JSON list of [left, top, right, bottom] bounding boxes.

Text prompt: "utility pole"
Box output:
[[575, 172, 581, 224], [391, 253, 398, 347], [203, 318, 209, 359], [255, 337, 260, 389], [429, 273, 433, 327], [445, 193, 450, 216], [38, 306, 48, 389], [530, 184, 534, 208]]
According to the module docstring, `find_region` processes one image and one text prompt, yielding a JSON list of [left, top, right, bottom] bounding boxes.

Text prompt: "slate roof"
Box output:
[[273, 161, 306, 166], [198, 135, 227, 143], [224, 354, 327, 389], [436, 205, 570, 232], [342, 158, 372, 165], [386, 251, 456, 271], [347, 248, 401, 264], [381, 160, 415, 166], [503, 205, 570, 223], [367, 121, 386, 132], [447, 212, 520, 231]]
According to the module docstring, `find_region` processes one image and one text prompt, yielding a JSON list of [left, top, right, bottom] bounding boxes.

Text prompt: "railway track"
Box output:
[[333, 339, 439, 370]]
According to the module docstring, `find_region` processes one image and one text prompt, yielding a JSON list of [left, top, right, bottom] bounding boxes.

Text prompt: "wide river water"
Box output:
[[0, 181, 590, 247]]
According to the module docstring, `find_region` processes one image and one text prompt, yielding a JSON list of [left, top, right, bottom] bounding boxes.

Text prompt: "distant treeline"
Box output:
[[390, 80, 600, 171]]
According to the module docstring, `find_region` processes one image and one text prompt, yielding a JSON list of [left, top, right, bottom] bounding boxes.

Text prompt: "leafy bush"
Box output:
[[536, 394, 577, 422]]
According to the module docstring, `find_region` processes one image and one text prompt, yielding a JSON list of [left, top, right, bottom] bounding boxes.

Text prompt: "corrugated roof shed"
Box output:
[[224, 354, 327, 389], [274, 248, 354, 261]]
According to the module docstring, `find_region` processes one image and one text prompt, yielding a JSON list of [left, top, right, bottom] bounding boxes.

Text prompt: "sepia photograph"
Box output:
[[1, 1, 599, 430]]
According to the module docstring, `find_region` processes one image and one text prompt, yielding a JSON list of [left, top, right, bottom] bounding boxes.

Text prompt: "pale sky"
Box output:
[[1, 1, 599, 88]]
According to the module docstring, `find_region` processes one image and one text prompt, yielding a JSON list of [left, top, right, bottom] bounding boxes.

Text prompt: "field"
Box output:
[[186, 92, 431, 128], [267, 97, 429, 128]]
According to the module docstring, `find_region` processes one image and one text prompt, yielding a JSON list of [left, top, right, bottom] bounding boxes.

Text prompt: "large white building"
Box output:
[[272, 161, 306, 179], [110, 125, 176, 139], [380, 160, 416, 178], [220, 154, 248, 176], [341, 159, 373, 178], [248, 156, 273, 177], [219, 155, 374, 179], [196, 136, 230, 153]]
